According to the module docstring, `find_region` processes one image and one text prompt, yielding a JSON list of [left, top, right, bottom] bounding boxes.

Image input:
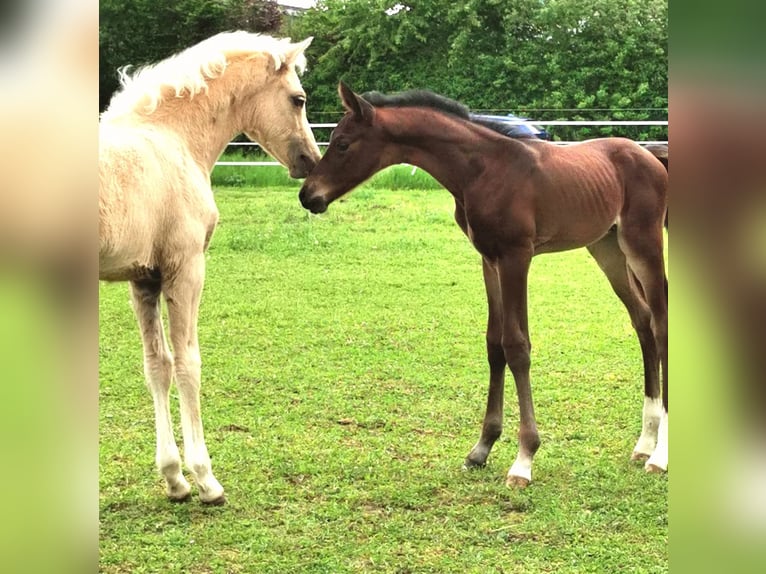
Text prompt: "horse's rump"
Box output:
[[644, 143, 668, 171]]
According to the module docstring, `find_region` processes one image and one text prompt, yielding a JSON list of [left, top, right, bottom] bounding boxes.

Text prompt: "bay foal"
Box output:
[[299, 83, 667, 486]]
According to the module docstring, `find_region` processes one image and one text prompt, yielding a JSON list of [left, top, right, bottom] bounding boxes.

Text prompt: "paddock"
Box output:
[[99, 174, 667, 572]]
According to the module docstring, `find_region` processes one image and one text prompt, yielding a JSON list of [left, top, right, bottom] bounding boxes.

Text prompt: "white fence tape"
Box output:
[[216, 121, 668, 167]]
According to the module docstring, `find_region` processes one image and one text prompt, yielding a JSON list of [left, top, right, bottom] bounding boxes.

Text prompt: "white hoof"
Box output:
[[166, 476, 192, 501]]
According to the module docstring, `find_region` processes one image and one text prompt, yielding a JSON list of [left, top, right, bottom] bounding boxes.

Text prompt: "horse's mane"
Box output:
[[103, 31, 306, 119], [360, 89, 535, 139], [361, 90, 471, 120]]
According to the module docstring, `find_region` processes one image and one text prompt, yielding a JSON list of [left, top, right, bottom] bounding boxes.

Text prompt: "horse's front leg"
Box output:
[[163, 252, 225, 505], [464, 258, 507, 468], [130, 279, 192, 501], [497, 245, 540, 487]]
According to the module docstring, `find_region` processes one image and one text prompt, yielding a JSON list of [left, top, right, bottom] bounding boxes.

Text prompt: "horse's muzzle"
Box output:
[[289, 153, 317, 179], [288, 141, 321, 178], [299, 183, 327, 214]]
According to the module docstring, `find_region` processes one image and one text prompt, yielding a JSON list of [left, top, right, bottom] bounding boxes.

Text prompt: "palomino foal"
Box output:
[[99, 32, 321, 503], [300, 83, 668, 487]]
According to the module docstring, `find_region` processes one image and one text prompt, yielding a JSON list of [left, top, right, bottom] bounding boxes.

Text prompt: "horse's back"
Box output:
[[548, 137, 666, 202], [99, 122, 217, 282], [574, 138, 667, 231]]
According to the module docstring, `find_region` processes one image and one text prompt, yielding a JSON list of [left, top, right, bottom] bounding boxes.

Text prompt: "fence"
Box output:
[[215, 120, 668, 166]]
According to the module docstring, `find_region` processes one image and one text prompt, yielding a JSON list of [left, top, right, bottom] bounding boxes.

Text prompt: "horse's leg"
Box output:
[[464, 257, 507, 468], [129, 279, 191, 501], [617, 222, 668, 473], [587, 229, 662, 461], [163, 254, 225, 504], [496, 245, 539, 487]]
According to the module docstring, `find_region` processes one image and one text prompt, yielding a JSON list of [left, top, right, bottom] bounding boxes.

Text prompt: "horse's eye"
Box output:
[[292, 95, 306, 108], [336, 141, 349, 152]]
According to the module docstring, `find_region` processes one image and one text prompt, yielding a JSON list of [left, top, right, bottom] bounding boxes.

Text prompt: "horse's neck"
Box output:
[[380, 109, 508, 202], [153, 99, 240, 174]]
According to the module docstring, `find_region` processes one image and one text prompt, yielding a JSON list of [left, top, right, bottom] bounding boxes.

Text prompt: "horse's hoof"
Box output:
[[166, 481, 192, 502], [197, 476, 225, 505], [463, 458, 487, 470], [645, 462, 667, 474], [201, 493, 226, 506], [168, 491, 192, 503], [506, 475, 530, 489], [631, 451, 650, 462]]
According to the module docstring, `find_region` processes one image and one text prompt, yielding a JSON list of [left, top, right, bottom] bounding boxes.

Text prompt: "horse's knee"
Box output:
[[486, 338, 505, 370], [144, 352, 174, 390], [174, 352, 201, 382], [502, 336, 530, 372]]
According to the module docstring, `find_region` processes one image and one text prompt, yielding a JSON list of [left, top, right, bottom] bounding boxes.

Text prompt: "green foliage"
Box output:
[[228, 0, 283, 33], [99, 1, 283, 111], [100, 1, 667, 139], [293, 0, 667, 139], [100, 186, 667, 572]]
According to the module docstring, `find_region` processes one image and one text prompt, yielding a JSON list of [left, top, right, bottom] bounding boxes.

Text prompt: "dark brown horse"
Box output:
[[299, 83, 668, 487]]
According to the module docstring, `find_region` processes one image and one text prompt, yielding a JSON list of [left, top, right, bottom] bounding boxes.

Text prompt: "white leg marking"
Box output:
[[176, 349, 224, 503], [507, 452, 533, 485], [633, 396, 663, 459], [645, 409, 668, 472], [151, 383, 191, 500]]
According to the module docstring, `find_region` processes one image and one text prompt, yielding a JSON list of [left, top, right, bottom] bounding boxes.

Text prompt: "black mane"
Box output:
[[360, 89, 470, 120], [359, 89, 536, 140]]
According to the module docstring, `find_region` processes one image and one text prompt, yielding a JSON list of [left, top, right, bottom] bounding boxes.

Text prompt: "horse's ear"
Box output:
[[338, 81, 374, 123], [292, 36, 313, 55], [281, 37, 313, 71]]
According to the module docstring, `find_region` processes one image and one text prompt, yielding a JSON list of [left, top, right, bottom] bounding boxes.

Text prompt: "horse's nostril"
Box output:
[[299, 153, 316, 170]]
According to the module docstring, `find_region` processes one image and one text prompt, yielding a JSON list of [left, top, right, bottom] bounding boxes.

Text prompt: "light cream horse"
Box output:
[[99, 32, 321, 504]]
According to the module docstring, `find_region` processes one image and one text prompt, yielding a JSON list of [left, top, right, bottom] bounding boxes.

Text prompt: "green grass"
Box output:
[[212, 151, 441, 190], [99, 182, 667, 573]]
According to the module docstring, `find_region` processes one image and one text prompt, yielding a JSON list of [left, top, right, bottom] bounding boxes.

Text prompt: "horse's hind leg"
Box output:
[[464, 258, 507, 469], [617, 221, 668, 473], [587, 228, 662, 462], [130, 279, 191, 501], [163, 254, 225, 504]]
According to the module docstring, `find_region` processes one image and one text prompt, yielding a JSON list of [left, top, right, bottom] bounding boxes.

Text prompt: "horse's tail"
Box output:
[[644, 144, 669, 229]]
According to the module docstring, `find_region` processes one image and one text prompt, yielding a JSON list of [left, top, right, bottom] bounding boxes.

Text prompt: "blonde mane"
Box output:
[[102, 31, 307, 119]]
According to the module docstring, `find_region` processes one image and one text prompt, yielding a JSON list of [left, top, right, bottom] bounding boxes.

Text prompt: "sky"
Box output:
[[277, 0, 318, 9]]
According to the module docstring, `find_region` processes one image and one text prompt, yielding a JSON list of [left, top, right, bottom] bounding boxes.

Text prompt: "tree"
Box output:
[[99, 1, 284, 112], [534, 0, 667, 139], [291, 0, 667, 140], [227, 0, 283, 33]]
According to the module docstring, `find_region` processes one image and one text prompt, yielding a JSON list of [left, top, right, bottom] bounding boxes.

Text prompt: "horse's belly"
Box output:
[[99, 237, 157, 282], [99, 257, 159, 282], [534, 185, 621, 253]]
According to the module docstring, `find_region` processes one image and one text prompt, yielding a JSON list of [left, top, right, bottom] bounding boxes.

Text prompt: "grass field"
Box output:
[[212, 151, 442, 190], [99, 172, 667, 573]]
